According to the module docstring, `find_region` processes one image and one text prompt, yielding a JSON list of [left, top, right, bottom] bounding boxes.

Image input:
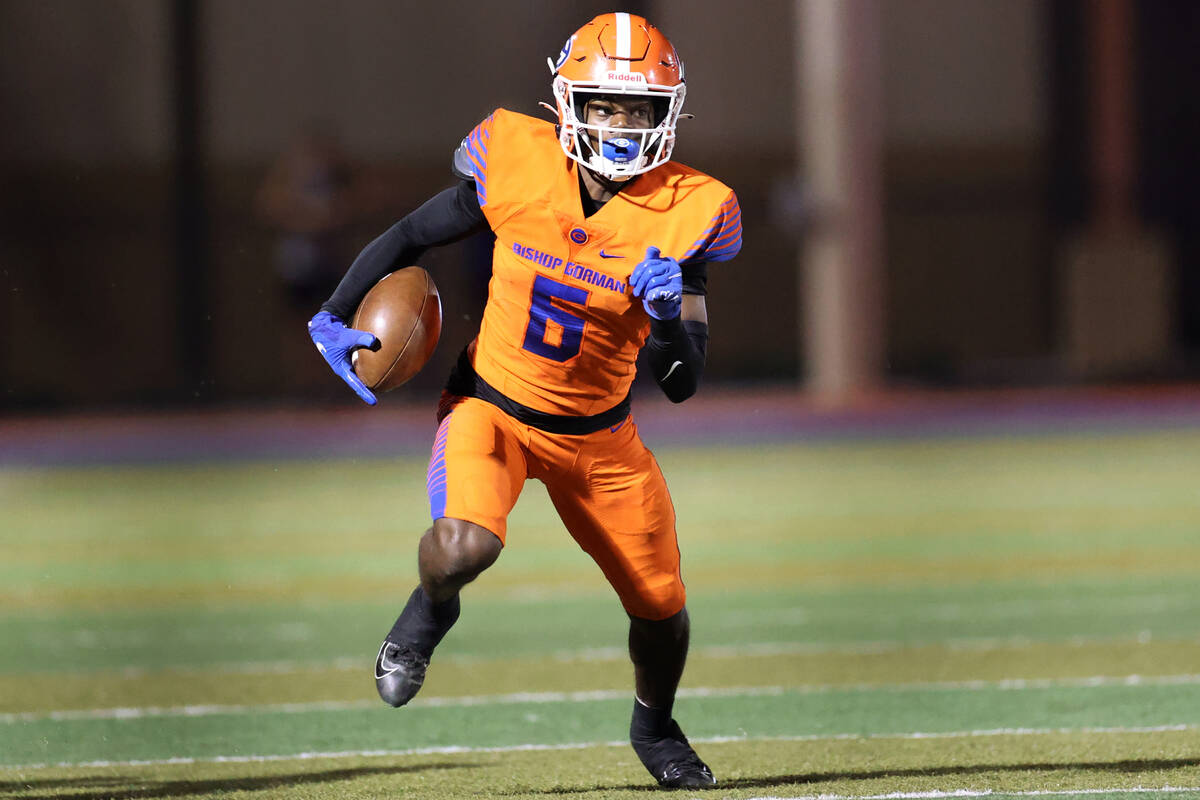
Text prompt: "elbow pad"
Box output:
[[644, 317, 708, 403]]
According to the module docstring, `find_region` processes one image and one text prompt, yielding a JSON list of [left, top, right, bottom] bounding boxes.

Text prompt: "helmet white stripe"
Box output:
[[614, 12, 631, 71]]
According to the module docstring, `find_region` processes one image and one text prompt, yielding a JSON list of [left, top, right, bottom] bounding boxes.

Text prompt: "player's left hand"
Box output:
[[630, 246, 682, 320]]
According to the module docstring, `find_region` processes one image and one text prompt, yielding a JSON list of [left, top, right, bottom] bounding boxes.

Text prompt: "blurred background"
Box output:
[[1, 0, 1198, 414]]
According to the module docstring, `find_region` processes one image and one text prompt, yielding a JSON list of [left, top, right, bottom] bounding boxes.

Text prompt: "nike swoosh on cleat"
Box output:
[[375, 643, 400, 679], [598, 250, 624, 259], [662, 360, 684, 381]]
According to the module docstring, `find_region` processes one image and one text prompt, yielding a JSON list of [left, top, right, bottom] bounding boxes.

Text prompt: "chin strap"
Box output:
[[582, 133, 658, 180]]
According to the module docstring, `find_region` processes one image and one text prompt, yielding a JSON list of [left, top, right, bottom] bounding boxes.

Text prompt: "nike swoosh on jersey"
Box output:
[[598, 250, 624, 259], [662, 360, 684, 381]]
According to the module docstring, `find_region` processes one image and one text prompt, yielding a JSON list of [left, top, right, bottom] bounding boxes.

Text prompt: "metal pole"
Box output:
[[796, 0, 885, 400], [171, 0, 210, 401], [1090, 0, 1134, 233]]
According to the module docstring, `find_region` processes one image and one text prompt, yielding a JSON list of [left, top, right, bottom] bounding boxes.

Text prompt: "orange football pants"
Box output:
[[426, 396, 685, 620]]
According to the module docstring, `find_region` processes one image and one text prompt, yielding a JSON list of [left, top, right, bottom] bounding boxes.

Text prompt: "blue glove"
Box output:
[[307, 311, 380, 405], [630, 246, 682, 320]]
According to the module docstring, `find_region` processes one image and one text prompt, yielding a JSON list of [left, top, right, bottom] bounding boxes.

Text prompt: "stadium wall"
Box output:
[[0, 1, 1105, 407]]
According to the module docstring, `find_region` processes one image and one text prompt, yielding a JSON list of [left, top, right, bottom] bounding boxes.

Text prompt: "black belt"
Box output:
[[447, 347, 631, 435]]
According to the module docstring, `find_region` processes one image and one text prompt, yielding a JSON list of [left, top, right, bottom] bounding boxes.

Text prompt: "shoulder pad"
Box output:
[[452, 138, 475, 180]]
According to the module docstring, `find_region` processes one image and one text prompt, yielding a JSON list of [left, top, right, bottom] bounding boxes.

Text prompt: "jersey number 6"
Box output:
[[522, 274, 589, 362]]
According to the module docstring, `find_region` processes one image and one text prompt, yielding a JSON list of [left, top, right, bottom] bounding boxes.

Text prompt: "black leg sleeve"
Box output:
[[643, 317, 708, 403]]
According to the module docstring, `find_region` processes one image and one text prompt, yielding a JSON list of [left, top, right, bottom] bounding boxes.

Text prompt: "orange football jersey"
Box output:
[[458, 109, 741, 416]]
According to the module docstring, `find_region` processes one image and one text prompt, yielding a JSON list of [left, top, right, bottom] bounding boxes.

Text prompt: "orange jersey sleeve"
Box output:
[[464, 109, 740, 416], [454, 112, 494, 208]]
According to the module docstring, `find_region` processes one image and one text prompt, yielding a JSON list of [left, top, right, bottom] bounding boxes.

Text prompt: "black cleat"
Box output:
[[374, 639, 430, 707], [374, 587, 460, 708], [632, 718, 717, 789]]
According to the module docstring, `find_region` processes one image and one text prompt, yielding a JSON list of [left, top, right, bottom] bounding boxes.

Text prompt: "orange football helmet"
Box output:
[[547, 12, 686, 180]]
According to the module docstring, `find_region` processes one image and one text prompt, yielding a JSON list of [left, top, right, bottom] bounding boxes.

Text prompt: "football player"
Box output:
[[308, 12, 741, 789]]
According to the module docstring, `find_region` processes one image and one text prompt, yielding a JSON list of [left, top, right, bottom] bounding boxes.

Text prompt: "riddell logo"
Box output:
[[606, 71, 646, 83]]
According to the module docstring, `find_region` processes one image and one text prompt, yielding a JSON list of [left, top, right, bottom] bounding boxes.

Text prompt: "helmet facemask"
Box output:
[[551, 76, 686, 181]]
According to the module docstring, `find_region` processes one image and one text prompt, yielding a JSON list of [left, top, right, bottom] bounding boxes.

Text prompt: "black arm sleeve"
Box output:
[[681, 262, 708, 296], [320, 179, 488, 319], [643, 316, 709, 403]]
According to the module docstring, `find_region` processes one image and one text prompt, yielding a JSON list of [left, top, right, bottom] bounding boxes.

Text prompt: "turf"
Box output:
[[1, 421, 1199, 798]]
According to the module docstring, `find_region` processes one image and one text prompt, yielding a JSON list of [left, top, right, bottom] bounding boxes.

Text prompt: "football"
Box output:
[[351, 266, 442, 392]]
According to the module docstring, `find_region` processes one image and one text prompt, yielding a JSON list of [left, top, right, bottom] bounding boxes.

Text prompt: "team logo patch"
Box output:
[[569, 227, 589, 245], [554, 38, 573, 71]]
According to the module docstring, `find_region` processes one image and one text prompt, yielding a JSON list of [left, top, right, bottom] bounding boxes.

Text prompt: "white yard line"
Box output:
[[82, 632, 1196, 678], [744, 789, 1200, 800], [743, 787, 1200, 800], [4, 726, 1198, 772], [5, 674, 1200, 724]]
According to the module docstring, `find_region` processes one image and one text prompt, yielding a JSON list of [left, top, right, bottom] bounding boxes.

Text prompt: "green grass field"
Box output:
[[2, 417, 1199, 799]]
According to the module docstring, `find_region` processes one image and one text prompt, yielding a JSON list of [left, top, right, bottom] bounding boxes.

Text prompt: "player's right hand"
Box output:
[[307, 311, 380, 406]]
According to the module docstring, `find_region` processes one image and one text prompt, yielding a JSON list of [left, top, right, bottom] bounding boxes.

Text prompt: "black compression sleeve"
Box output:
[[681, 262, 708, 296], [320, 179, 487, 319], [643, 317, 709, 403]]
